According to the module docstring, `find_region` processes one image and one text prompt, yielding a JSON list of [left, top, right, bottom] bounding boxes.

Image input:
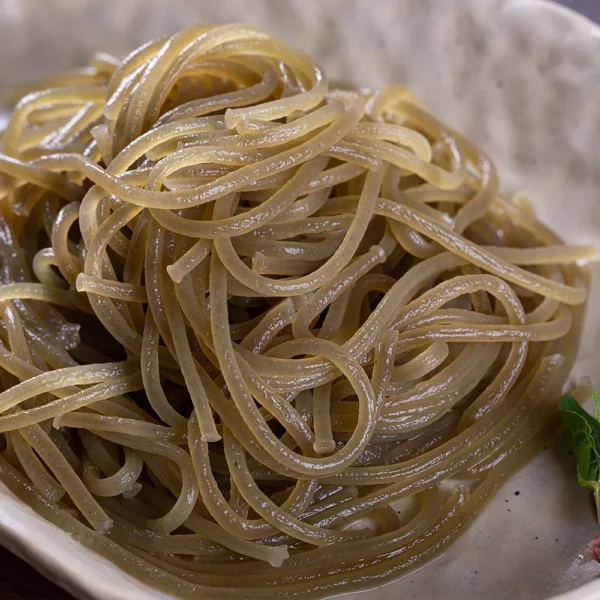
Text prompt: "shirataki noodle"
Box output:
[[0, 23, 591, 599]]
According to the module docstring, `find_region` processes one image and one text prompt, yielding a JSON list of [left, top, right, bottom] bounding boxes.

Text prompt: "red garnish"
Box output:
[[587, 535, 600, 562]]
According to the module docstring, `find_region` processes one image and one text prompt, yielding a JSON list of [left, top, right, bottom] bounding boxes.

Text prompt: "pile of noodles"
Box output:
[[0, 23, 592, 599]]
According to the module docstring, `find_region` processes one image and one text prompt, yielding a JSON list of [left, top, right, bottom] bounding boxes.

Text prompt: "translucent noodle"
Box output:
[[0, 23, 591, 600]]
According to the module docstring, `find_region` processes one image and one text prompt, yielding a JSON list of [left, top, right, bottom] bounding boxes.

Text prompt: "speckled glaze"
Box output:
[[1, 0, 600, 598]]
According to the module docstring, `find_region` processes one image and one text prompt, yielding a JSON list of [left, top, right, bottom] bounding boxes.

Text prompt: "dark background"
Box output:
[[0, 1, 598, 599], [562, 0, 600, 21]]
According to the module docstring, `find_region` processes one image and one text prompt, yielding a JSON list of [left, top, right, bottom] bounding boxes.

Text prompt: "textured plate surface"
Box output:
[[1, 0, 600, 598]]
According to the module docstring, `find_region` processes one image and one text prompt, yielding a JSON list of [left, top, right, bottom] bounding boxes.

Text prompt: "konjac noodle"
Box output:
[[0, 23, 592, 599]]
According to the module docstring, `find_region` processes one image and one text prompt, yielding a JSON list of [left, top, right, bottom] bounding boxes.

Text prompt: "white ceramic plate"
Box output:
[[1, 0, 600, 598]]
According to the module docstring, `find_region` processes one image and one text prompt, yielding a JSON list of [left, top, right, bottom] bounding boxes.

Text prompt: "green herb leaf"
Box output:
[[592, 388, 600, 423], [559, 392, 600, 525]]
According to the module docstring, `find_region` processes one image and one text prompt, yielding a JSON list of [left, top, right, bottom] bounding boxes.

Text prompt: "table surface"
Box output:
[[561, 0, 600, 21], [0, 0, 598, 598]]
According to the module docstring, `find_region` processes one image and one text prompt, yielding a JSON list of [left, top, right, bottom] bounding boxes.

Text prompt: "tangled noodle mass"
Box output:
[[0, 24, 592, 599]]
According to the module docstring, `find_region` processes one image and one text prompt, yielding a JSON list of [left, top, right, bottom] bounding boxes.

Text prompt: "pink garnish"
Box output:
[[587, 535, 600, 562]]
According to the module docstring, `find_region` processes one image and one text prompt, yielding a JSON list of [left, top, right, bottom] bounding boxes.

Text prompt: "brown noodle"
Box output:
[[0, 23, 592, 599]]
